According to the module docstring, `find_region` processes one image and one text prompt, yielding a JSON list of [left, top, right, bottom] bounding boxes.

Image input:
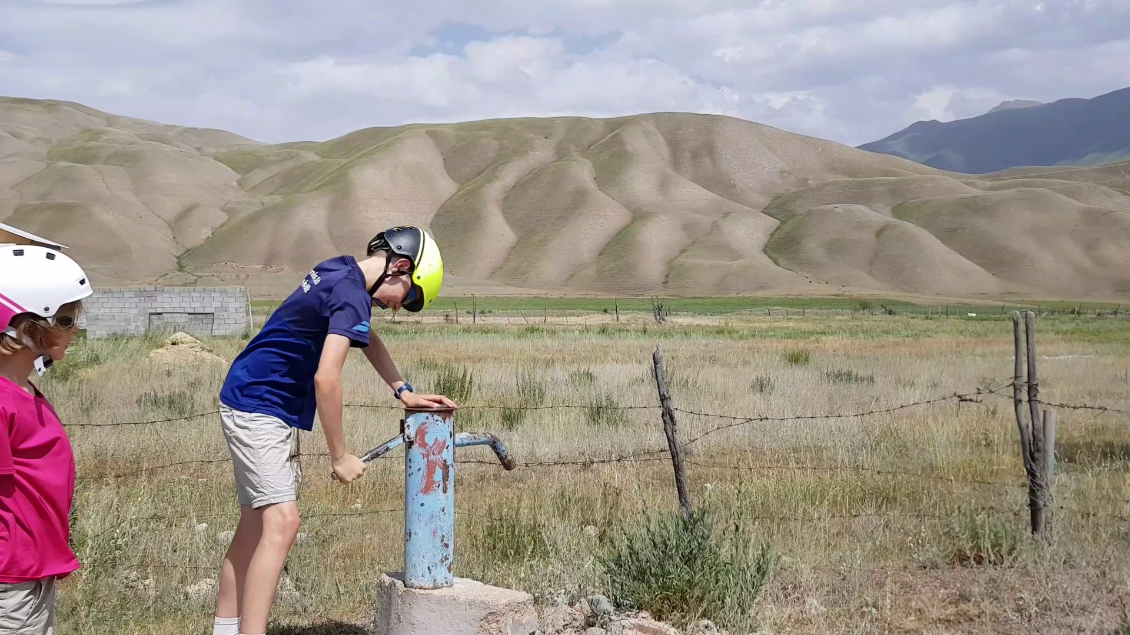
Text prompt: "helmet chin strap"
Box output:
[[368, 252, 396, 296], [368, 252, 412, 300], [3, 326, 53, 377]]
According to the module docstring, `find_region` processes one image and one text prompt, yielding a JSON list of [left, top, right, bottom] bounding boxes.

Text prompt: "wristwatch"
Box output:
[[395, 383, 414, 400]]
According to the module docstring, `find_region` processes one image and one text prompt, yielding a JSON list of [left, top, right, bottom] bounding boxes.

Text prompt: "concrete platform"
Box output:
[[375, 573, 540, 635]]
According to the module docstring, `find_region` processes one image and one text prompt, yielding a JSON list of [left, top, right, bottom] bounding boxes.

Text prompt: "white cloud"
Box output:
[[0, 0, 1128, 145]]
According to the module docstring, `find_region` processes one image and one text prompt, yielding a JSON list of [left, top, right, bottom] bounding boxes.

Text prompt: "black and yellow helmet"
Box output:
[[367, 226, 443, 312]]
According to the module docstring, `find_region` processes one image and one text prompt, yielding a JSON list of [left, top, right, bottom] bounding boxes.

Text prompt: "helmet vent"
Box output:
[[79, 278, 86, 286], [13, 249, 24, 256], [46, 252, 56, 260]]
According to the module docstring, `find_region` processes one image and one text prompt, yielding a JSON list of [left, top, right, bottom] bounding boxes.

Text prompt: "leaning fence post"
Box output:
[[653, 346, 692, 513], [1043, 409, 1057, 489], [1012, 313, 1033, 469], [1011, 311, 1055, 537], [1024, 311, 1049, 535]]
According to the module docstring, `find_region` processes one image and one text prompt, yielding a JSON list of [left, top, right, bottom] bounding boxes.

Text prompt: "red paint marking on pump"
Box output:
[[415, 420, 449, 495]]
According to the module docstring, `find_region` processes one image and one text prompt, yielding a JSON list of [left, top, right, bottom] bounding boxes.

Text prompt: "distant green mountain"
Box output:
[[859, 87, 1130, 174]]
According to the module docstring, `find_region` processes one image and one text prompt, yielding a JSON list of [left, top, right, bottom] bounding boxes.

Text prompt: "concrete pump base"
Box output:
[[375, 573, 539, 635]]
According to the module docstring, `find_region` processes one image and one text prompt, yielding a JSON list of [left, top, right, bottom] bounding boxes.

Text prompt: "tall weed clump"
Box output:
[[500, 364, 547, 430], [597, 508, 774, 631]]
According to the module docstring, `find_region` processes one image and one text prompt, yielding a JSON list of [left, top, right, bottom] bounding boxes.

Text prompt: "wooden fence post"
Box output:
[[615, 298, 620, 323], [472, 295, 477, 325], [453, 300, 459, 324], [1043, 410, 1057, 490], [1012, 310, 1056, 537], [653, 346, 692, 513]]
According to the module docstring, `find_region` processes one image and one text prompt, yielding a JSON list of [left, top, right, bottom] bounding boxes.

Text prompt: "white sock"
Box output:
[[212, 617, 239, 635]]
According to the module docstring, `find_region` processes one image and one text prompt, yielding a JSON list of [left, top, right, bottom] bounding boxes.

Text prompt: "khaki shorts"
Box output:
[[0, 577, 56, 634], [220, 405, 302, 509]]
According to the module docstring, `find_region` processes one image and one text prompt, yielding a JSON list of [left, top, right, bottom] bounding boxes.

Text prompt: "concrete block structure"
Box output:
[[80, 286, 251, 338]]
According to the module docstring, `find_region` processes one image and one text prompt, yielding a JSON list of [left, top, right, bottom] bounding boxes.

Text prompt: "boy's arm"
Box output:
[[361, 334, 457, 409], [316, 334, 366, 483]]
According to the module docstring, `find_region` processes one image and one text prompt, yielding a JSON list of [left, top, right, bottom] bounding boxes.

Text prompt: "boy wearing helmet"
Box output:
[[212, 226, 454, 635], [0, 244, 93, 634]]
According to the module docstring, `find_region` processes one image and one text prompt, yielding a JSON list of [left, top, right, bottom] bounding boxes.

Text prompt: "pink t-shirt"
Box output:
[[0, 376, 80, 583]]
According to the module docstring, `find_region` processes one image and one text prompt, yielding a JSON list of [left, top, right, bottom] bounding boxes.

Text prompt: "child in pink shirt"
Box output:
[[0, 243, 93, 634]]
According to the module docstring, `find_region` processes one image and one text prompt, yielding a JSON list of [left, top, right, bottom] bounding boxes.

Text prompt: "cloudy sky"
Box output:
[[1, 0, 1128, 146]]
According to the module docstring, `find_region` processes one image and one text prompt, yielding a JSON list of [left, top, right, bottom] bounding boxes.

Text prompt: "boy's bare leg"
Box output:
[[216, 505, 263, 620], [238, 501, 301, 634]]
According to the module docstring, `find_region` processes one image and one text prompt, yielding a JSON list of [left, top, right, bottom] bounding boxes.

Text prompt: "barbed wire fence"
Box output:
[[68, 356, 1129, 577], [55, 306, 1128, 625]]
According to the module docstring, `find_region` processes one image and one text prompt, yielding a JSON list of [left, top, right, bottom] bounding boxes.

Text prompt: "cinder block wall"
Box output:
[[80, 286, 251, 338]]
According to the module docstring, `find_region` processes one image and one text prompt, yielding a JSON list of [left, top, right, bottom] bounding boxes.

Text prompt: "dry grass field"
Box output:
[[44, 309, 1130, 634]]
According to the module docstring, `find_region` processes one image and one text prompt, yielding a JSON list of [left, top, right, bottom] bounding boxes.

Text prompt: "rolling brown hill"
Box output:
[[2, 97, 1128, 301]]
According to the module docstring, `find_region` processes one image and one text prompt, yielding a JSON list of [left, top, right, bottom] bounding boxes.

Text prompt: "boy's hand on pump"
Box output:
[[400, 390, 458, 410], [332, 453, 366, 483]]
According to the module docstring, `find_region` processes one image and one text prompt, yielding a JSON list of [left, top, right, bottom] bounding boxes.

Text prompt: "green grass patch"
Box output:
[[784, 349, 812, 366], [944, 509, 1027, 567]]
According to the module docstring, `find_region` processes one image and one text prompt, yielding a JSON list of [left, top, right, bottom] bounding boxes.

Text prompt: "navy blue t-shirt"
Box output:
[[220, 256, 372, 430]]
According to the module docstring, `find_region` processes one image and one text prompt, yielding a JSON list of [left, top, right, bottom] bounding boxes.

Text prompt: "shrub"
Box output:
[[469, 511, 550, 566], [1115, 603, 1130, 635], [586, 394, 628, 428], [136, 390, 196, 418], [432, 362, 476, 429], [783, 350, 811, 366], [824, 369, 875, 385], [500, 365, 547, 430], [49, 345, 104, 382], [598, 508, 774, 631], [945, 509, 1027, 567], [569, 369, 597, 386], [433, 363, 474, 403], [752, 376, 774, 394]]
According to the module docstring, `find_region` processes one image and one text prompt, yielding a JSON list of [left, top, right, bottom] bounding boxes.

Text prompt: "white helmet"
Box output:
[[1, 244, 93, 352]]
